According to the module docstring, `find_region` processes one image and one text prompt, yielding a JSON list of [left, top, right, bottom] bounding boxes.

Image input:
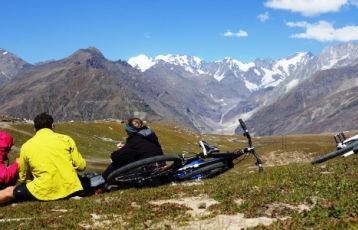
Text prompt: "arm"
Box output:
[[2, 160, 19, 185], [68, 137, 86, 171], [111, 137, 138, 163], [18, 147, 31, 183]]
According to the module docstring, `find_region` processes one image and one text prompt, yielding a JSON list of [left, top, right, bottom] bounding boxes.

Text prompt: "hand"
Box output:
[[117, 142, 125, 149], [15, 158, 20, 164]]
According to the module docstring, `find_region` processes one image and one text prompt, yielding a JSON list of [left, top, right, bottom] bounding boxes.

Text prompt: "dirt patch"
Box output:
[[78, 213, 126, 229], [179, 214, 276, 230], [261, 151, 310, 167], [264, 202, 311, 218], [149, 196, 320, 229], [234, 198, 244, 205], [171, 180, 205, 187], [149, 196, 280, 229], [264, 197, 318, 218], [94, 195, 121, 204], [0, 217, 33, 223], [149, 196, 219, 218], [150, 214, 277, 230], [51, 209, 70, 213]]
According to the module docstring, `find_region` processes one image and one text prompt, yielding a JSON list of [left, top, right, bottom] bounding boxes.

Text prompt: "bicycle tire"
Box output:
[[312, 141, 358, 164], [107, 155, 182, 186], [176, 161, 231, 181]]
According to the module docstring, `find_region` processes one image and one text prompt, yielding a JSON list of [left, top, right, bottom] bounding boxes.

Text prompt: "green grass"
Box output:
[[0, 121, 357, 229]]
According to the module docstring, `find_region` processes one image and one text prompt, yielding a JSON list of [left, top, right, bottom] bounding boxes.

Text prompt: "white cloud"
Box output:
[[351, 0, 358, 7], [286, 20, 358, 42], [224, 30, 248, 38], [286, 21, 308, 28], [265, 0, 348, 16], [258, 12, 270, 22]]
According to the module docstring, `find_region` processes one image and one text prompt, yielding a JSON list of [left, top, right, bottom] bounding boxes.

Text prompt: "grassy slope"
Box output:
[[0, 121, 357, 229]]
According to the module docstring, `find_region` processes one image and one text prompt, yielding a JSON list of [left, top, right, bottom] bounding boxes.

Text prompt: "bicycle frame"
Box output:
[[174, 119, 264, 180], [312, 132, 358, 164]]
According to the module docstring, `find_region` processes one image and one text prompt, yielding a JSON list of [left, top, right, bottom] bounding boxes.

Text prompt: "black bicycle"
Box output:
[[105, 119, 263, 189], [312, 132, 358, 164]]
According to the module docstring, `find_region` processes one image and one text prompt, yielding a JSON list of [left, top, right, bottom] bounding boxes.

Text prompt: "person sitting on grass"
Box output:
[[0, 131, 19, 190], [0, 112, 86, 204], [102, 117, 164, 180]]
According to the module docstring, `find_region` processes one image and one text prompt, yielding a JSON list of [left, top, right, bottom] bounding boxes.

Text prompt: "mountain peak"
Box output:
[[218, 57, 255, 72], [128, 54, 155, 72], [128, 54, 204, 73], [0, 48, 8, 56], [0, 48, 18, 59], [0, 48, 29, 64], [0, 49, 30, 84], [72, 47, 105, 58], [155, 54, 202, 65], [318, 42, 358, 70], [66, 47, 107, 68]]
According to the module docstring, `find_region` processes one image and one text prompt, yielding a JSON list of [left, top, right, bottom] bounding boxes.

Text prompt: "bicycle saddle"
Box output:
[[199, 140, 220, 156]]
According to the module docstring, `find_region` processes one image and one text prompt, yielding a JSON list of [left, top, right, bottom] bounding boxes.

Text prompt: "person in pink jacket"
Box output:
[[0, 131, 19, 190]]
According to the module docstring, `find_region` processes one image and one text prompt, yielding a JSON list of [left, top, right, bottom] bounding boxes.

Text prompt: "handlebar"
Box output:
[[238, 118, 263, 172], [311, 141, 358, 164], [239, 119, 248, 132], [239, 119, 253, 148]]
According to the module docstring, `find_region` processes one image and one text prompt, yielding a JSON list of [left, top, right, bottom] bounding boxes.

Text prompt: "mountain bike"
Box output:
[[311, 132, 358, 164], [173, 119, 263, 181], [105, 119, 263, 189]]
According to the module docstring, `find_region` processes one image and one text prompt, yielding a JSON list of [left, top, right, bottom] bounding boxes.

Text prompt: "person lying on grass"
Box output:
[[0, 112, 86, 204], [102, 117, 164, 181], [0, 131, 19, 190]]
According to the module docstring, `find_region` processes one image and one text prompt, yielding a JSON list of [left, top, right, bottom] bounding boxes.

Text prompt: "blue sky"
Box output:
[[1, 0, 358, 63]]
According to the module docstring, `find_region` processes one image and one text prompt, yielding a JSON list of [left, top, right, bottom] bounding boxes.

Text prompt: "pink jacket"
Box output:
[[0, 131, 18, 186]]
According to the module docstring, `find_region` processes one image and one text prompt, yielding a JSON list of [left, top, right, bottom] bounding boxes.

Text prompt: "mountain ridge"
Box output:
[[1, 42, 357, 135]]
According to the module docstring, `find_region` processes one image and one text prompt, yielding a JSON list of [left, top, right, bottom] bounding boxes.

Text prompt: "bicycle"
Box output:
[[311, 132, 358, 164], [105, 119, 263, 189]]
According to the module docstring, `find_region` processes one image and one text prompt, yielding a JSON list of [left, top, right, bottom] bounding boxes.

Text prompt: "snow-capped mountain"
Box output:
[[126, 51, 319, 133], [128, 42, 358, 134], [128, 54, 207, 74], [241, 42, 358, 135], [317, 42, 358, 70], [1, 42, 357, 135], [244, 61, 358, 135], [128, 52, 313, 93]]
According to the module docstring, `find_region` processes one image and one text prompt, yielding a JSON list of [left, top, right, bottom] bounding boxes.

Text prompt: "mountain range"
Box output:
[[0, 43, 357, 135]]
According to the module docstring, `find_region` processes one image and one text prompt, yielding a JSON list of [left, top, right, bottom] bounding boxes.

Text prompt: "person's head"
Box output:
[[125, 117, 144, 135], [34, 112, 54, 131], [0, 131, 14, 161]]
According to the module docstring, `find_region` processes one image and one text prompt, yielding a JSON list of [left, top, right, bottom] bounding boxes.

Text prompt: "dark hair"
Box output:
[[34, 112, 54, 131], [127, 117, 143, 128]]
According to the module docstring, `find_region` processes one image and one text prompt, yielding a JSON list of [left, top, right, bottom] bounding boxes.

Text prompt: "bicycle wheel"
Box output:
[[177, 160, 231, 181], [107, 155, 182, 186]]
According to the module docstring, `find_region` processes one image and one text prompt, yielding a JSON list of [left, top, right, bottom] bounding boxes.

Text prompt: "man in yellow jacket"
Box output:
[[0, 112, 86, 203]]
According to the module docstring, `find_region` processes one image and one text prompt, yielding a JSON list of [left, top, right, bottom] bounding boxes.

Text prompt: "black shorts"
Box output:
[[13, 184, 37, 202]]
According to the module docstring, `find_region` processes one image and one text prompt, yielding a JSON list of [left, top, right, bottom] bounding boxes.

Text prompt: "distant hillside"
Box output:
[[0, 48, 159, 121], [0, 43, 358, 135], [244, 63, 358, 135], [0, 48, 31, 85]]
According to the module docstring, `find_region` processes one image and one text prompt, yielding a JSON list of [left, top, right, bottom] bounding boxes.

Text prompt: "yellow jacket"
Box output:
[[19, 128, 86, 200]]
